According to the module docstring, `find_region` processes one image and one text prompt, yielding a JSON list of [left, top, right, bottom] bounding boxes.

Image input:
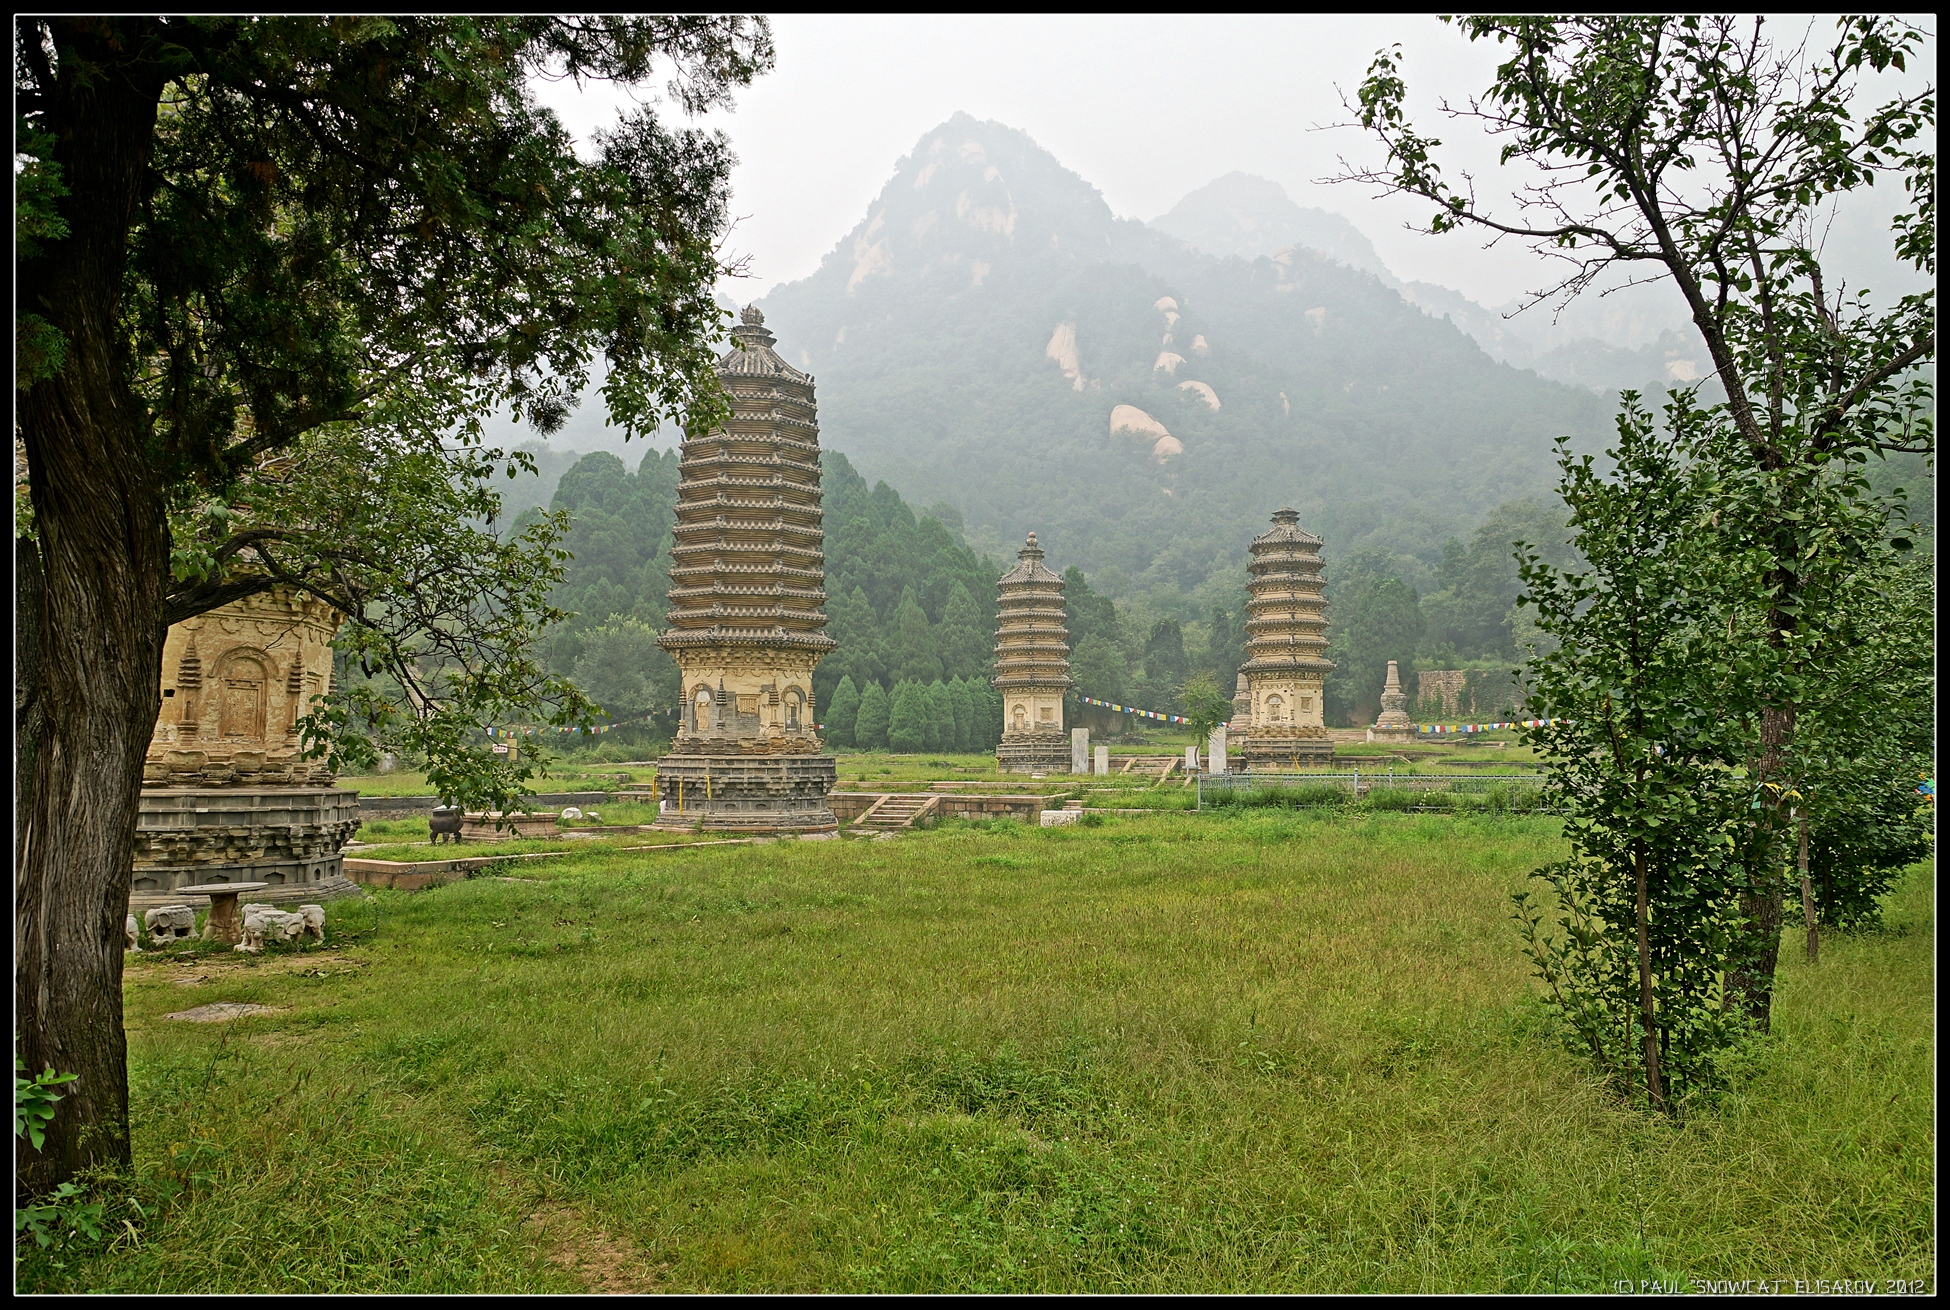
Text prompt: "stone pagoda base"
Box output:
[[132, 787, 362, 897], [996, 731, 1072, 774], [1368, 725, 1416, 744], [651, 753, 838, 832], [1240, 734, 1335, 770]]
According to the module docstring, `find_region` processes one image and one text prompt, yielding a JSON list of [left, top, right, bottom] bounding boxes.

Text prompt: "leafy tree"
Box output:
[[1063, 565, 1121, 653], [1069, 635, 1127, 703], [824, 676, 861, 749], [572, 618, 671, 717], [1179, 672, 1233, 745], [13, 14, 772, 1190], [1135, 618, 1188, 712], [1205, 604, 1245, 688], [1352, 13, 1935, 1031], [1512, 400, 1760, 1111], [1420, 499, 1573, 663], [888, 681, 927, 753], [854, 681, 891, 749], [1324, 558, 1424, 726], [886, 587, 944, 686]]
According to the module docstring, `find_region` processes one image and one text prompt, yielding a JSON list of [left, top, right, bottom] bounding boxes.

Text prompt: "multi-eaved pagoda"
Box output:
[[1235, 508, 1334, 769], [993, 532, 1073, 773], [653, 306, 838, 831]]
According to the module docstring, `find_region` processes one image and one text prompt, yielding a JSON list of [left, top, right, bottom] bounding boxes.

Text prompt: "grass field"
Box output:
[[30, 811, 1932, 1292]]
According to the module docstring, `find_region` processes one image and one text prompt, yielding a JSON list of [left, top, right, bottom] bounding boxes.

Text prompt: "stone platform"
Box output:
[[133, 787, 362, 896], [651, 753, 838, 832], [1239, 736, 1336, 770], [128, 872, 364, 916], [996, 731, 1072, 775]]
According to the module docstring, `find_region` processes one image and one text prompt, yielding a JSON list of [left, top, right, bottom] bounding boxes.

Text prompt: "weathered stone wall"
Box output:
[[146, 586, 343, 788], [1413, 669, 1525, 720]]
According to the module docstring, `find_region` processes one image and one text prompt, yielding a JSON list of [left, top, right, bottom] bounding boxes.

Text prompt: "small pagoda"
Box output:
[[993, 532, 1073, 773], [653, 306, 838, 831], [1370, 660, 1415, 743], [1238, 508, 1334, 769]]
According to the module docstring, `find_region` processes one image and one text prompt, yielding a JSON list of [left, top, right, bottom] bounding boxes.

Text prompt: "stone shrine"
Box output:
[[133, 586, 361, 901], [993, 532, 1074, 773], [653, 306, 838, 831], [1369, 659, 1416, 743], [1237, 508, 1335, 769]]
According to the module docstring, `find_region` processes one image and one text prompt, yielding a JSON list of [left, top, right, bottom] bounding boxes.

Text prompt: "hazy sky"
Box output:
[[533, 15, 1931, 317]]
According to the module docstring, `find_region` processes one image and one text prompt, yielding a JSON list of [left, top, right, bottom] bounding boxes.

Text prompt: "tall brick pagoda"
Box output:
[[993, 532, 1073, 773], [653, 306, 838, 830], [1237, 508, 1334, 768]]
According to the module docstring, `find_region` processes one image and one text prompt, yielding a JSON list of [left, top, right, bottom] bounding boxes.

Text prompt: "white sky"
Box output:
[[533, 14, 1933, 313]]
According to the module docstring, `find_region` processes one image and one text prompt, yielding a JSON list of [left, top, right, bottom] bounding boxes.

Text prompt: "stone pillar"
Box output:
[[1094, 745, 1109, 776], [1185, 745, 1199, 773], [1072, 727, 1090, 774], [1208, 725, 1227, 775]]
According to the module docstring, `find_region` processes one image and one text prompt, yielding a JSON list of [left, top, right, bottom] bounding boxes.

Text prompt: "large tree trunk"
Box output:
[[1727, 701, 1795, 1033], [15, 27, 167, 1195]]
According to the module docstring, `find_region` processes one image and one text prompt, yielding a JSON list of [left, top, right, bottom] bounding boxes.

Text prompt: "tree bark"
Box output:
[[1631, 841, 1666, 1111], [15, 22, 169, 1195], [1728, 701, 1794, 1033]]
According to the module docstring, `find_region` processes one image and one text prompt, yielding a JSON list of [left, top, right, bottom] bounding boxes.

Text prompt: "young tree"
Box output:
[[1512, 398, 1761, 1111], [888, 681, 927, 753], [854, 681, 891, 750], [1179, 672, 1233, 747], [824, 675, 861, 750], [13, 15, 773, 1189], [1351, 15, 1934, 1029]]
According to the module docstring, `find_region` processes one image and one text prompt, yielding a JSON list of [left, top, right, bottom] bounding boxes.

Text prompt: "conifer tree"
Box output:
[[947, 676, 975, 753], [824, 676, 861, 749], [887, 587, 944, 685], [936, 582, 990, 682], [888, 681, 927, 752], [854, 681, 891, 749], [924, 681, 954, 752]]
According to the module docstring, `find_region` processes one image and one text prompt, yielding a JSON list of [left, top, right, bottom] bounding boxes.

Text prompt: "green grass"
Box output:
[[25, 814, 1933, 1292]]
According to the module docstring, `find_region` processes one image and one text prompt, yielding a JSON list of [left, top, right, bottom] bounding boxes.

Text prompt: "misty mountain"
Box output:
[[750, 113, 1615, 605], [1147, 171, 1701, 393]]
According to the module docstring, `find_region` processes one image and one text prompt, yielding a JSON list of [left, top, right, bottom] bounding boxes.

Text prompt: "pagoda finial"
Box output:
[[1272, 506, 1300, 525], [741, 304, 764, 326], [1019, 532, 1044, 562]]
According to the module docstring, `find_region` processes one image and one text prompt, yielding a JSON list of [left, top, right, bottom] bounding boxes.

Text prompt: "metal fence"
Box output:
[[1197, 769, 1548, 810]]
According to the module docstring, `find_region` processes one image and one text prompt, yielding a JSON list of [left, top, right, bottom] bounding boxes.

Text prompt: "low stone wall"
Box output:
[[356, 791, 611, 820], [833, 793, 1044, 824]]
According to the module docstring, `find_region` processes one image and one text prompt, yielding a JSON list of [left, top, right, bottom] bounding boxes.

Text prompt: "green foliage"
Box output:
[[825, 677, 862, 749], [1069, 636, 1127, 704], [855, 682, 892, 749], [15, 1057, 78, 1152], [570, 619, 671, 717], [888, 682, 927, 753], [1325, 555, 1425, 727], [1177, 672, 1231, 742]]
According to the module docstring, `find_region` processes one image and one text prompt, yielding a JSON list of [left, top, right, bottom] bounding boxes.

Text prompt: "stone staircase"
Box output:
[[850, 793, 942, 832], [1115, 755, 1181, 782]]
